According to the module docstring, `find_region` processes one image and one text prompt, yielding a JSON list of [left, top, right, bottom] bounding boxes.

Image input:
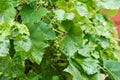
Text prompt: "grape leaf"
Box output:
[[0, 56, 25, 78], [38, 22, 56, 40], [78, 42, 97, 57], [0, 40, 9, 56], [54, 9, 75, 20], [98, 0, 120, 9], [104, 60, 120, 80], [75, 2, 88, 16], [20, 5, 48, 23], [0, 0, 16, 23], [64, 64, 82, 80], [74, 58, 99, 75], [54, 9, 65, 21], [65, 58, 101, 80], [65, 12, 75, 20], [14, 36, 32, 52], [27, 23, 48, 64], [60, 24, 83, 57]]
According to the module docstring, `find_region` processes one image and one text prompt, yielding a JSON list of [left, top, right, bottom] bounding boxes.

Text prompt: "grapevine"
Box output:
[[0, 0, 120, 80]]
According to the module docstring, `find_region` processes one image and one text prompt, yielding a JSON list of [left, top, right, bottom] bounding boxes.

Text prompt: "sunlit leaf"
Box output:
[[0, 0, 16, 23], [97, 0, 120, 9], [0, 40, 9, 56]]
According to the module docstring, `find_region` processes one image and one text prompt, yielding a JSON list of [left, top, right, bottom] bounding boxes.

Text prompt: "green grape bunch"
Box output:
[[49, 35, 69, 71]]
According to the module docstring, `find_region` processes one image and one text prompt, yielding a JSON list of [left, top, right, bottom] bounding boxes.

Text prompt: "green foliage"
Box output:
[[20, 5, 48, 23], [0, 0, 16, 23], [104, 60, 120, 80], [97, 0, 120, 9], [0, 0, 120, 80]]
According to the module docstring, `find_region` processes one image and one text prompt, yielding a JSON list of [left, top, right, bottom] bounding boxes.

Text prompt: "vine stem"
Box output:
[[52, 28, 63, 34]]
